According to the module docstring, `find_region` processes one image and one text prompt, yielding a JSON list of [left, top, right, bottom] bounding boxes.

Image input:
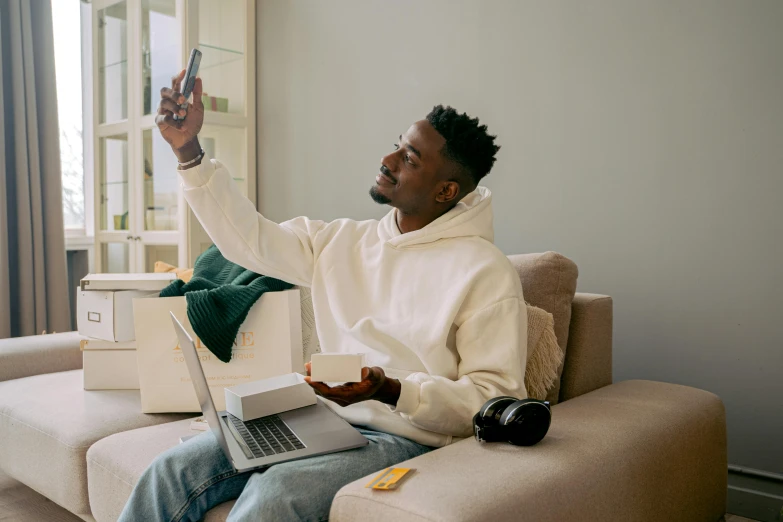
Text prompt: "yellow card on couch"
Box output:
[[365, 467, 415, 490]]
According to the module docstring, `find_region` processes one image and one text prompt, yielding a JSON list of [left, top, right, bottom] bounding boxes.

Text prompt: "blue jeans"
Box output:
[[118, 426, 432, 522]]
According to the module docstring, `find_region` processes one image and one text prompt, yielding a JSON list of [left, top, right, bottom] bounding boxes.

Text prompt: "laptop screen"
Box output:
[[169, 312, 232, 458]]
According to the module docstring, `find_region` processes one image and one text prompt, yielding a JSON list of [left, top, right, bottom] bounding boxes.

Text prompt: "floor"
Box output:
[[0, 467, 765, 522]]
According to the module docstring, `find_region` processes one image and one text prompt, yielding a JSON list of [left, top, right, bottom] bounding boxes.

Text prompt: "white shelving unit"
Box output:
[[90, 0, 255, 273]]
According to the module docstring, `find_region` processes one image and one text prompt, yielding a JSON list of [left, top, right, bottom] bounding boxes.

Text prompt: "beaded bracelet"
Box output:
[[178, 148, 205, 169]]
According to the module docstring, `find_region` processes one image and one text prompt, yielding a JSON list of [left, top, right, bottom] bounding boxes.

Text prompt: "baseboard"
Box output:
[[727, 466, 783, 522]]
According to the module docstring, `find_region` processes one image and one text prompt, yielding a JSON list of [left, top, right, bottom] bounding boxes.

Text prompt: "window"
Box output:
[[53, 0, 88, 235]]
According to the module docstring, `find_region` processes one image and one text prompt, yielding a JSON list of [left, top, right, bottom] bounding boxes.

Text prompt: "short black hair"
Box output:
[[426, 105, 500, 185]]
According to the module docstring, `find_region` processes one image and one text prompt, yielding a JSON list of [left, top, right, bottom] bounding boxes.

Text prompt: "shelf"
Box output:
[[199, 42, 243, 56], [99, 58, 128, 71], [139, 110, 246, 128], [199, 42, 244, 71], [203, 111, 246, 127], [97, 121, 130, 138], [139, 114, 157, 129], [103, 179, 167, 185]]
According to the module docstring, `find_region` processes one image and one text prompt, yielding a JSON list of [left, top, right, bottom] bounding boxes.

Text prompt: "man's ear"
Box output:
[[435, 181, 461, 204]]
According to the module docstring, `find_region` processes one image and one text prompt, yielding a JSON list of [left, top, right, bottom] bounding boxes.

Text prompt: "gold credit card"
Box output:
[[365, 467, 415, 490]]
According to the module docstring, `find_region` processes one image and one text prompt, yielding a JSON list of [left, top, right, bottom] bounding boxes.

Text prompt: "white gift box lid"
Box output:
[[80, 273, 177, 291]]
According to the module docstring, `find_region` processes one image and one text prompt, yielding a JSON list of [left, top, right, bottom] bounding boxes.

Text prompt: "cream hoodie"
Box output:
[[179, 155, 528, 447]]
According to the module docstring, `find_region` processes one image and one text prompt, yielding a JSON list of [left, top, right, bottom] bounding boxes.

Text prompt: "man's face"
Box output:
[[369, 120, 452, 213]]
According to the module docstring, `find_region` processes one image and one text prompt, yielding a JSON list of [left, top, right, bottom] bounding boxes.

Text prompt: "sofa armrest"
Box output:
[[558, 293, 613, 402], [0, 332, 84, 382], [331, 380, 727, 522]]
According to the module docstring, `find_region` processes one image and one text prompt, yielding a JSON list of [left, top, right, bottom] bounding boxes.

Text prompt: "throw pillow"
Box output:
[[153, 261, 194, 283], [507, 252, 578, 404]]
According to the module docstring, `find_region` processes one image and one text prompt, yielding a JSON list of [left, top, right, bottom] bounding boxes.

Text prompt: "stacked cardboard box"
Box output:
[[77, 273, 176, 390]]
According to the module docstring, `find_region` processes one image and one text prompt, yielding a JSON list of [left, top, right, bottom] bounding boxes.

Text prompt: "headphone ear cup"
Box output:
[[499, 399, 552, 446], [478, 396, 518, 424], [475, 397, 518, 443]]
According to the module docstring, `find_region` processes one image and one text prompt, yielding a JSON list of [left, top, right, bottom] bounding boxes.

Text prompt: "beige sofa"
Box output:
[[0, 252, 728, 521]]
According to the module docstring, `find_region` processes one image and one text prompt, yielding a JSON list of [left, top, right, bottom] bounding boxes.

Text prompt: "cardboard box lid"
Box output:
[[80, 339, 137, 351], [80, 273, 176, 291]]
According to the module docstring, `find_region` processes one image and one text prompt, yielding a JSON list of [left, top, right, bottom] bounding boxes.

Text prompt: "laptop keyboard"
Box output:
[[228, 414, 306, 458]]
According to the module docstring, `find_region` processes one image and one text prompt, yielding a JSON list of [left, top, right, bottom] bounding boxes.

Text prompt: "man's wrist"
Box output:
[[375, 377, 402, 407], [174, 138, 202, 164]]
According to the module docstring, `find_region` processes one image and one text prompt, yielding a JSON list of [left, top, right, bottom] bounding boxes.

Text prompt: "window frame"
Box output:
[[64, 0, 95, 254]]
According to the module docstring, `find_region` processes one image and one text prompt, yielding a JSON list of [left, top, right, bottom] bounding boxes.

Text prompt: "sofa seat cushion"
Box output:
[[87, 418, 235, 522], [506, 252, 578, 404], [0, 370, 191, 518]]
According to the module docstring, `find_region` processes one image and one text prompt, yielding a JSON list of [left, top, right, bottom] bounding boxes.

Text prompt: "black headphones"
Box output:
[[473, 396, 551, 446]]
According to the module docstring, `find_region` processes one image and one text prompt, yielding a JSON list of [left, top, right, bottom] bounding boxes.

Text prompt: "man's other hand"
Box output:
[[304, 362, 401, 408]]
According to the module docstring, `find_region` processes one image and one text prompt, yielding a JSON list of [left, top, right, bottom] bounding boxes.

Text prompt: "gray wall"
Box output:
[[256, 0, 783, 478]]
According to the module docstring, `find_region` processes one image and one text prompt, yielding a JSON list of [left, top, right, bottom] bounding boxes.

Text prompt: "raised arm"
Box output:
[[155, 70, 323, 286]]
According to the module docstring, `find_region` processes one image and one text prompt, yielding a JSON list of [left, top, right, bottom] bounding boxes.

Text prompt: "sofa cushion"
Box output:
[[0, 331, 84, 382], [87, 418, 233, 522], [331, 380, 727, 522], [0, 370, 190, 518], [506, 252, 579, 404]]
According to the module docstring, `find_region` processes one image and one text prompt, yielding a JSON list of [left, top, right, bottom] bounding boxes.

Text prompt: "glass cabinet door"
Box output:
[[142, 0, 178, 115], [100, 242, 130, 273], [99, 134, 129, 231], [196, 0, 245, 115], [200, 125, 247, 196], [98, 1, 128, 123], [144, 244, 178, 272], [92, 0, 254, 273], [142, 129, 179, 230]]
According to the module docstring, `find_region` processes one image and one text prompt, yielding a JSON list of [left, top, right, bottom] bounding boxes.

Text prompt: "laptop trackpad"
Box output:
[[281, 401, 350, 434]]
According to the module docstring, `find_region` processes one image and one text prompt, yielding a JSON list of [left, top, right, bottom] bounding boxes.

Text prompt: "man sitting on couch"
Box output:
[[118, 70, 528, 522]]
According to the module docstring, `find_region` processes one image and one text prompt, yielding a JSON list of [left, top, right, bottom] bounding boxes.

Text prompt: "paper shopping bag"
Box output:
[[133, 289, 303, 413]]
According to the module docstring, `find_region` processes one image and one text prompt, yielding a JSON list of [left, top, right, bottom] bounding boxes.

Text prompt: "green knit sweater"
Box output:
[[160, 245, 293, 363]]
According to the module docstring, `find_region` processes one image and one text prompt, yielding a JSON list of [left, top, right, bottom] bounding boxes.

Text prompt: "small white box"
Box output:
[[77, 289, 157, 342], [309, 353, 365, 383], [81, 339, 139, 390], [224, 373, 317, 422]]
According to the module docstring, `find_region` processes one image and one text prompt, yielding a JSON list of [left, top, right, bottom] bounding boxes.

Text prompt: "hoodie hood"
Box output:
[[378, 186, 494, 248]]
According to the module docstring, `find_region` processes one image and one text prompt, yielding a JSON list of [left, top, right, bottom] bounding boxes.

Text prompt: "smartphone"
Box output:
[[173, 48, 202, 121]]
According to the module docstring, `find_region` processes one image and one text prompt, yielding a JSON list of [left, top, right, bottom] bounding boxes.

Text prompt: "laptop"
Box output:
[[170, 312, 368, 472]]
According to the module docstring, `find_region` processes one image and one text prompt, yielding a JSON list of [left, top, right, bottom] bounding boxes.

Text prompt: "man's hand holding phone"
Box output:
[[156, 68, 204, 164]]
